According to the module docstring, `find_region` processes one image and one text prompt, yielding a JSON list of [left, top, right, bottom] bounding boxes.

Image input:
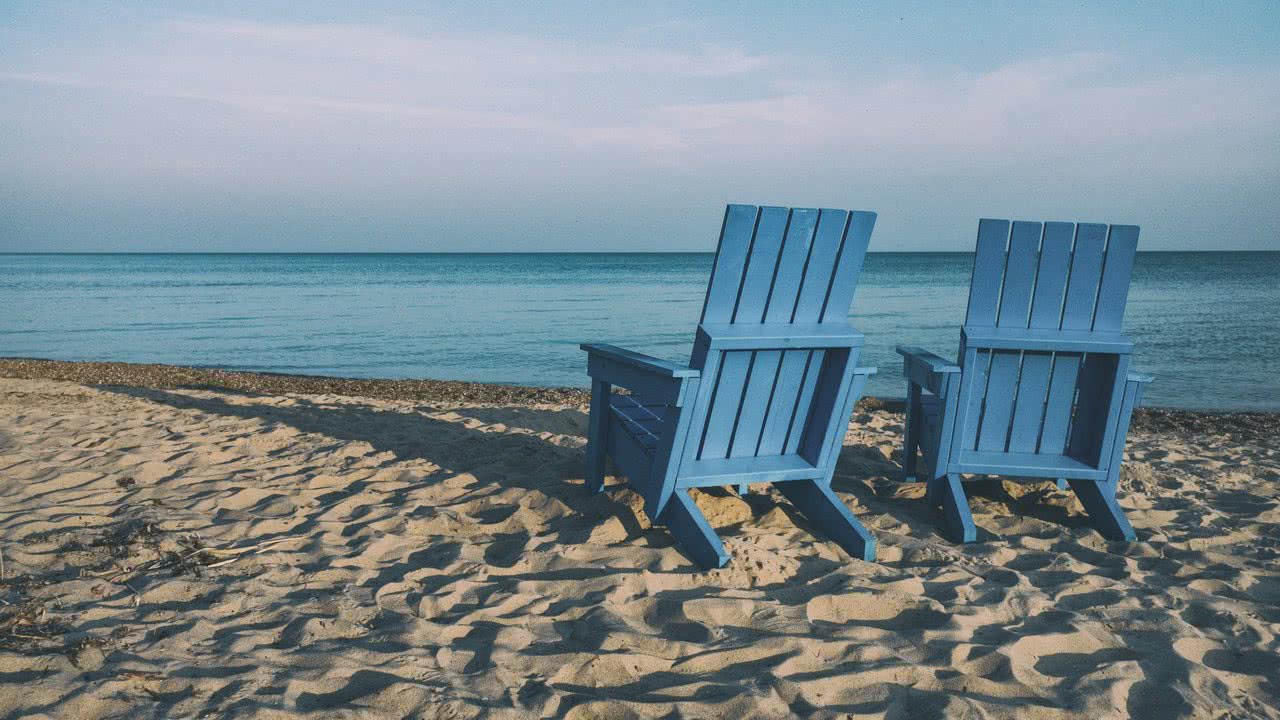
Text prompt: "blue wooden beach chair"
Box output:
[[581, 204, 878, 569], [898, 219, 1153, 543]]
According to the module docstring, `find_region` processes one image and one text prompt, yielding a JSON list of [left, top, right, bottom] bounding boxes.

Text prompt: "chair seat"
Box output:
[[609, 394, 672, 454], [953, 450, 1107, 481]]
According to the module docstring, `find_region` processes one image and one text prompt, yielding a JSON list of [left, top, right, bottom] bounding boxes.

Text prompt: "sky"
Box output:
[[1, 1, 1277, 252]]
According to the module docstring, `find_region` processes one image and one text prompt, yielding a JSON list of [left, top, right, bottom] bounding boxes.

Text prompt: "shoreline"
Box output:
[[2, 356, 1277, 442]]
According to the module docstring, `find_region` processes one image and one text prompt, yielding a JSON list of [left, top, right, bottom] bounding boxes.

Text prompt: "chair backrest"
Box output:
[[686, 204, 876, 464], [964, 219, 1139, 334], [957, 219, 1140, 464]]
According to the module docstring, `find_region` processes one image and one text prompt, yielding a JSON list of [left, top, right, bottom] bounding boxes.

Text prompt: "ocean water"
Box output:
[[1, 252, 1276, 411]]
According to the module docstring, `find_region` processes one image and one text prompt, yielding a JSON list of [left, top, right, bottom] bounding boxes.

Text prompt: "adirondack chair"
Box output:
[[898, 219, 1153, 543], [581, 204, 878, 569]]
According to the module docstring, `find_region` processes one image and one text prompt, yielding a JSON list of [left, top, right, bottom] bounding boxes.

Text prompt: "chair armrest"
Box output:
[[581, 343, 699, 378], [582, 343, 700, 405], [896, 345, 959, 396]]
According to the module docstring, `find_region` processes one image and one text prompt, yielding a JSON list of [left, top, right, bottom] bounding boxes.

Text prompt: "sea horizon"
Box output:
[[4, 249, 1277, 255], [3, 250, 1277, 411]]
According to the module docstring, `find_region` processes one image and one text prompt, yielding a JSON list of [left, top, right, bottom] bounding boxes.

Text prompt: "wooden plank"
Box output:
[[1030, 222, 1074, 328], [1092, 224, 1139, 332], [679, 454, 822, 486], [955, 346, 989, 453], [764, 209, 820, 323], [940, 474, 977, 543], [961, 326, 1132, 353], [663, 489, 730, 568], [732, 206, 791, 323], [729, 350, 781, 457], [648, 377, 700, 518], [930, 372, 963, 478], [798, 348, 853, 463], [585, 380, 611, 492], [699, 321, 863, 350], [1060, 223, 1107, 330], [996, 221, 1042, 328], [701, 204, 759, 324], [1102, 374, 1146, 484], [697, 350, 752, 460], [820, 210, 876, 322], [820, 364, 872, 472], [903, 380, 921, 481], [586, 354, 685, 404], [775, 480, 875, 561], [785, 349, 825, 454], [898, 345, 961, 397], [964, 219, 1011, 327], [1068, 480, 1136, 540], [606, 416, 655, 488], [977, 350, 1020, 451], [793, 210, 851, 322], [1007, 352, 1052, 453], [583, 343, 699, 378], [756, 350, 809, 455], [1039, 352, 1081, 454], [609, 395, 668, 449], [956, 449, 1107, 480]]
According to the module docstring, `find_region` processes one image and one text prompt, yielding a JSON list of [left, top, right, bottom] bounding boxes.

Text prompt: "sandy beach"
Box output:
[[0, 359, 1277, 719]]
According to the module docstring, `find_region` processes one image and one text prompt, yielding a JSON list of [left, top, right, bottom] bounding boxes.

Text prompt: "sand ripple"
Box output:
[[0, 378, 1277, 718]]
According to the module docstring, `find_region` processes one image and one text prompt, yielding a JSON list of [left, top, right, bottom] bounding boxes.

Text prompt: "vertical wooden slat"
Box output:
[[756, 350, 808, 456], [763, 210, 820, 323], [747, 211, 821, 457], [996, 221, 1042, 328], [958, 348, 991, 451], [977, 350, 1020, 451], [1029, 222, 1075, 328], [819, 210, 876, 322], [980, 221, 1039, 450], [1041, 223, 1103, 454], [1060, 223, 1107, 330], [1092, 224, 1139, 332], [700, 204, 759, 324], [792, 210, 851, 322], [720, 207, 791, 459], [698, 350, 752, 460], [1012, 223, 1074, 453], [732, 207, 790, 323], [964, 219, 1011, 327], [730, 350, 782, 457], [1007, 351, 1053, 452], [784, 350, 824, 454], [1039, 352, 1081, 454], [992, 222, 1039, 452]]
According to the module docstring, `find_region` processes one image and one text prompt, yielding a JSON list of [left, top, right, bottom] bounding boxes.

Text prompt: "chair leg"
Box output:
[[662, 489, 730, 569], [585, 379, 610, 493], [939, 474, 977, 543], [902, 382, 921, 482], [737, 483, 749, 496], [775, 480, 876, 562], [1055, 478, 1068, 490], [1069, 480, 1136, 541]]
